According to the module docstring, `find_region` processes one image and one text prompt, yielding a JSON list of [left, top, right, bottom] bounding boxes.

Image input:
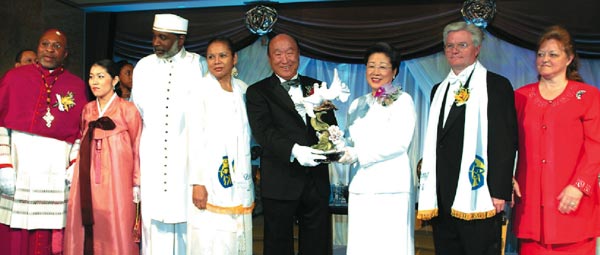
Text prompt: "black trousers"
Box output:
[[262, 178, 329, 255], [432, 213, 503, 255]]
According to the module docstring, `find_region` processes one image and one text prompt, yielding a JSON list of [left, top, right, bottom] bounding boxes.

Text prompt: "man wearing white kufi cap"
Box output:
[[131, 13, 203, 255], [153, 13, 189, 35]]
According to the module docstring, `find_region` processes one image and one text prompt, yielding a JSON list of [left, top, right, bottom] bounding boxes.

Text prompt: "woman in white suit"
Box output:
[[339, 42, 416, 255]]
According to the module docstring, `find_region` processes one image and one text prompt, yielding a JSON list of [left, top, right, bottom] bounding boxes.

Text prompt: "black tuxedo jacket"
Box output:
[[246, 74, 336, 200], [431, 71, 517, 215]]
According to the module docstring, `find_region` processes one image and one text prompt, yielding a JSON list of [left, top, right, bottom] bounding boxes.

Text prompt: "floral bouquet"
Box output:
[[374, 83, 401, 106]]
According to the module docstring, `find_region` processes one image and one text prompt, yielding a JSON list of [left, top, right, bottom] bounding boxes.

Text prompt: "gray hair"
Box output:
[[443, 21, 484, 47]]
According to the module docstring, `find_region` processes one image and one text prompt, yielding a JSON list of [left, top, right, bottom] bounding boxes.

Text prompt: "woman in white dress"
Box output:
[[339, 42, 416, 255], [187, 37, 254, 255]]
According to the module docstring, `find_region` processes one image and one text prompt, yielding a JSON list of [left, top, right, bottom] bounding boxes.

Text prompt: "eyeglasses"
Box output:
[[366, 65, 392, 72], [39, 41, 63, 50], [444, 42, 470, 51]]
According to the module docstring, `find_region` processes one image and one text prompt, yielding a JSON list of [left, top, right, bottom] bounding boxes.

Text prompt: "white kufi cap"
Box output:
[[153, 14, 188, 35]]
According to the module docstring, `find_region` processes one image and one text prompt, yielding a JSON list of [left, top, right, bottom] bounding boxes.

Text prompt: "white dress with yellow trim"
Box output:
[[187, 74, 253, 255]]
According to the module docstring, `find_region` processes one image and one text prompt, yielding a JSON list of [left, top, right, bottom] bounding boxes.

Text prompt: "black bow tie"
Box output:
[[281, 79, 301, 91]]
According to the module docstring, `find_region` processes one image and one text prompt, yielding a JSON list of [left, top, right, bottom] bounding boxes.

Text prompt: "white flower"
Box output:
[[327, 125, 345, 148]]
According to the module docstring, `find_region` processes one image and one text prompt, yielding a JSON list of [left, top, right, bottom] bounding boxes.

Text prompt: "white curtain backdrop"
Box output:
[[197, 32, 600, 252], [223, 31, 600, 175]]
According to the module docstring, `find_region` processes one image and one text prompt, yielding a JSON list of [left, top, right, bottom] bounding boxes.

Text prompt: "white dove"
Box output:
[[300, 68, 351, 117]]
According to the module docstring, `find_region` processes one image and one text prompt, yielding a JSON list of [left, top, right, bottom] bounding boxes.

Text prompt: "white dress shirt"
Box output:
[[277, 74, 307, 124], [443, 62, 477, 126]]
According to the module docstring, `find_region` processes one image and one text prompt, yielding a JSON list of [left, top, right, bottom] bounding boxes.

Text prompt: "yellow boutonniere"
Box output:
[[454, 82, 470, 106], [54, 91, 76, 112]]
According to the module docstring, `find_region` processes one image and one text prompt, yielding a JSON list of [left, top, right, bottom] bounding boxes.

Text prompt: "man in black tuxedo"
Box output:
[[418, 21, 517, 255], [246, 33, 336, 255]]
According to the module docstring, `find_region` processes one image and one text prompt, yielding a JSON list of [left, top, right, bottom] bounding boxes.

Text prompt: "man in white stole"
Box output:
[[417, 21, 517, 255], [187, 73, 254, 255]]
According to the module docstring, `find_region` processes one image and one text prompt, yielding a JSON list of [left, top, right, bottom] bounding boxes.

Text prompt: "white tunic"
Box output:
[[345, 91, 416, 255], [132, 48, 203, 223], [188, 76, 253, 207], [187, 74, 253, 255]]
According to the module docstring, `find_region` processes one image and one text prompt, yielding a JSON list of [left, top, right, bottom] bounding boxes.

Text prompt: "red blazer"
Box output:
[[513, 81, 600, 244]]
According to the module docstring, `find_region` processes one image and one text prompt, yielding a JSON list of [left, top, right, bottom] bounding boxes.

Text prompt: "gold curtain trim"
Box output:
[[206, 202, 255, 215], [451, 208, 496, 220], [417, 209, 438, 220]]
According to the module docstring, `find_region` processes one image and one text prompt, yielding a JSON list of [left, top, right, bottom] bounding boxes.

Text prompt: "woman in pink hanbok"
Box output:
[[64, 59, 142, 255]]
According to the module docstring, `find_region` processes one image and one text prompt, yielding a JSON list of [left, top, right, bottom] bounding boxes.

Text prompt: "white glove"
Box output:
[[338, 146, 358, 164], [292, 144, 326, 167], [65, 164, 74, 187], [0, 167, 16, 196], [133, 186, 141, 203]]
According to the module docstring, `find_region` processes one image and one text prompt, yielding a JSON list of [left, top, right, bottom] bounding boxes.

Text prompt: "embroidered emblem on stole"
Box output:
[[218, 156, 234, 188], [469, 155, 485, 190]]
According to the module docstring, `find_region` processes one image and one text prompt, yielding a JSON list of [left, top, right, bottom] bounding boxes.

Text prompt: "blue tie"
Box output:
[[281, 79, 300, 91]]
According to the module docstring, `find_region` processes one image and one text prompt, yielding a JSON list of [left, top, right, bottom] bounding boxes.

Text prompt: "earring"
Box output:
[[232, 66, 238, 77]]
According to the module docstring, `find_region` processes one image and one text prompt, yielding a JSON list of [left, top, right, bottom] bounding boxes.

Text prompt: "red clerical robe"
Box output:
[[0, 64, 88, 255], [64, 96, 141, 255], [513, 81, 600, 245], [0, 64, 86, 143]]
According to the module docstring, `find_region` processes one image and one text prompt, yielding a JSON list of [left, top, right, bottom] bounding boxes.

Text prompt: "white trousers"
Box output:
[[188, 208, 252, 255], [142, 219, 187, 255], [347, 192, 415, 255]]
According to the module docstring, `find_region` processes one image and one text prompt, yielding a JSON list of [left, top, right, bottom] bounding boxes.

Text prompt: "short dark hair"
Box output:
[[112, 60, 133, 97], [92, 59, 119, 79], [116, 60, 132, 71], [15, 49, 35, 63], [207, 37, 236, 55], [363, 42, 401, 72]]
